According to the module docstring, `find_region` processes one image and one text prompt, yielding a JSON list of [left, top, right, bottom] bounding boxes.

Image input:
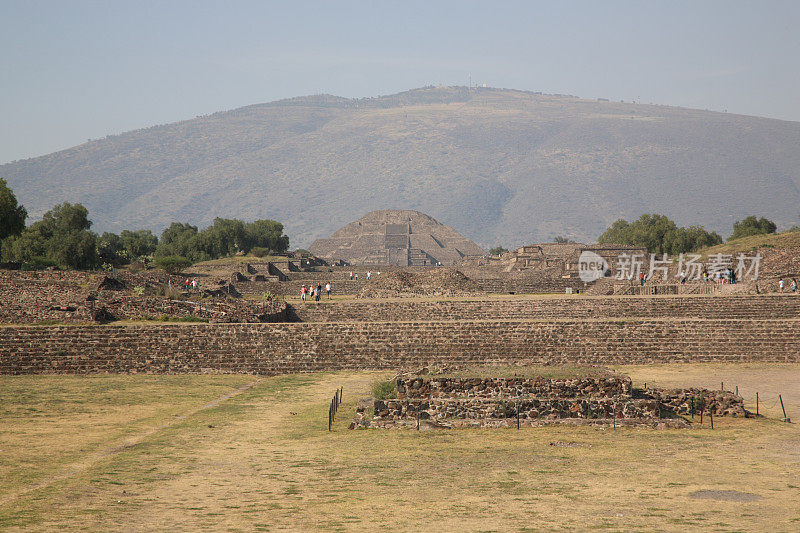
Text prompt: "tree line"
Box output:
[[0, 179, 289, 271], [597, 214, 783, 255]]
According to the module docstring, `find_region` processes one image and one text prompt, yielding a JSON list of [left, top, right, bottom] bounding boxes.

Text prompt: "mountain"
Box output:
[[3, 86, 800, 249]]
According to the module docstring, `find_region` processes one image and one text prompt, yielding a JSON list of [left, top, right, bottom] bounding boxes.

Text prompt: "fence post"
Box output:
[[756, 392, 759, 416], [779, 395, 788, 421], [709, 409, 714, 430], [516, 401, 520, 430], [690, 397, 694, 419]]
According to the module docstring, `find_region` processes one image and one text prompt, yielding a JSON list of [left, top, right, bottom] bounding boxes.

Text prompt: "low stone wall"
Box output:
[[290, 295, 800, 323], [397, 377, 631, 399], [353, 375, 747, 429], [372, 397, 660, 421], [2, 318, 799, 374]]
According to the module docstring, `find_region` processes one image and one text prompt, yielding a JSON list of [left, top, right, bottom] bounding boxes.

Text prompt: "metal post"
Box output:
[[516, 401, 520, 430], [756, 392, 759, 416], [691, 397, 694, 419], [735, 386, 738, 396], [710, 409, 714, 430], [721, 382, 724, 392]]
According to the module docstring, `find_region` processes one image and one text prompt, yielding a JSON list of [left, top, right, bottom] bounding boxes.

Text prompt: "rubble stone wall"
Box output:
[[2, 318, 798, 374], [291, 295, 800, 322]]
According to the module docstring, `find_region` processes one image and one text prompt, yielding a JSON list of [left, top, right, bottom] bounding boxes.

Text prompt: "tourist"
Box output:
[[778, 278, 784, 292], [639, 272, 645, 286], [315, 283, 322, 301], [790, 278, 797, 293], [679, 271, 686, 284], [354, 272, 358, 280], [185, 278, 190, 290], [325, 282, 331, 297], [301, 284, 307, 301], [191, 278, 198, 290], [349, 271, 353, 280], [366, 270, 371, 280]]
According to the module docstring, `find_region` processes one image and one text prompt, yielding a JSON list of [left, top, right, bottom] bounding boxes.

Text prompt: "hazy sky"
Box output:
[[2, 0, 799, 164]]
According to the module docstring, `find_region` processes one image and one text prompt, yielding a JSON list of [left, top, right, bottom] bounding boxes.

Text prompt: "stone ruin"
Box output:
[[309, 210, 486, 266], [350, 374, 749, 430], [459, 242, 649, 294]]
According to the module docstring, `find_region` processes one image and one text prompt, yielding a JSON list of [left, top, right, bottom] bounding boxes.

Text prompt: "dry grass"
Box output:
[[1, 365, 799, 531], [698, 230, 800, 258]]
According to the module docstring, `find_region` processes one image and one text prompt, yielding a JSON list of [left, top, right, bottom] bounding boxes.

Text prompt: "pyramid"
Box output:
[[309, 210, 486, 266]]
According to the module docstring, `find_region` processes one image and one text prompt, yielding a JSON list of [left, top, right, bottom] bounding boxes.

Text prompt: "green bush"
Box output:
[[730, 216, 777, 240], [250, 247, 270, 257], [371, 379, 397, 400], [153, 255, 192, 274]]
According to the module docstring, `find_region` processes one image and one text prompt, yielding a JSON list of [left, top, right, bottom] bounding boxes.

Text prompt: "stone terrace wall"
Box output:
[[236, 280, 367, 297], [290, 295, 800, 322], [2, 318, 798, 374]]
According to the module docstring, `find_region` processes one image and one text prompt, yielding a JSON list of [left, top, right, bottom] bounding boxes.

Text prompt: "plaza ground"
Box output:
[[1, 363, 799, 531]]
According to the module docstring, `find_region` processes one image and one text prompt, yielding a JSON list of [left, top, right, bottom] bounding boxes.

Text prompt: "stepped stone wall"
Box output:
[[290, 295, 800, 322], [2, 318, 799, 374]]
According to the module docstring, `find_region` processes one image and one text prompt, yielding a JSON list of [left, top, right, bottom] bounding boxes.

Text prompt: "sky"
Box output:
[[2, 0, 799, 164]]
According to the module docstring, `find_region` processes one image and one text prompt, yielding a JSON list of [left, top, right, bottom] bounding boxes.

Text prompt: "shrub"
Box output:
[[250, 247, 270, 258], [371, 379, 397, 400], [153, 255, 192, 274]]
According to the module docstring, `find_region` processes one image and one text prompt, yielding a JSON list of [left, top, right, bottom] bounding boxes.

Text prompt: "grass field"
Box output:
[[2, 364, 799, 531]]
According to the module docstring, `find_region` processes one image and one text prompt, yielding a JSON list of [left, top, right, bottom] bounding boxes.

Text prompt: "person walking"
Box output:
[[790, 278, 797, 293], [191, 278, 198, 291], [301, 284, 307, 301], [325, 282, 331, 298], [315, 283, 322, 301], [185, 278, 190, 291], [778, 278, 784, 292]]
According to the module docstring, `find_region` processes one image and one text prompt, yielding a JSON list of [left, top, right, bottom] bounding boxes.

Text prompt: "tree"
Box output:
[[156, 222, 200, 260], [3, 202, 98, 269], [244, 219, 289, 253], [156, 218, 289, 262], [0, 178, 26, 241], [553, 236, 576, 244], [598, 214, 721, 254], [730, 216, 777, 240], [97, 232, 127, 265], [120, 229, 158, 260], [489, 246, 508, 256]]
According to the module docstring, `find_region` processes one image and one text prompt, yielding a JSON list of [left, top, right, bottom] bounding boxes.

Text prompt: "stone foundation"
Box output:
[[351, 375, 748, 430]]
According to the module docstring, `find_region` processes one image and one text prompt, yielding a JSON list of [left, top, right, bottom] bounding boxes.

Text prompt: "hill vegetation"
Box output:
[[3, 86, 800, 248]]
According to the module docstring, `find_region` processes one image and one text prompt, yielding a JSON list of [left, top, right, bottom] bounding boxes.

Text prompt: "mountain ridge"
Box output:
[[3, 86, 800, 249]]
